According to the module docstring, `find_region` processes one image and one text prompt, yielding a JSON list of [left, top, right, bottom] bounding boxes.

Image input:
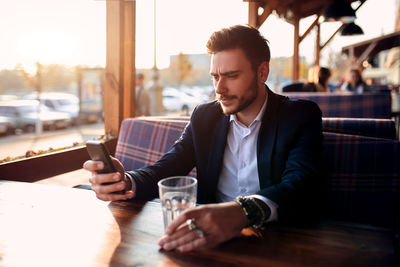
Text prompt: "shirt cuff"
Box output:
[[125, 172, 136, 197], [251, 194, 279, 223]]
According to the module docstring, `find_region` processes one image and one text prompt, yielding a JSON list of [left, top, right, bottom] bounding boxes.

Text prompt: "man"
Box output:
[[135, 72, 151, 116], [84, 25, 323, 252]]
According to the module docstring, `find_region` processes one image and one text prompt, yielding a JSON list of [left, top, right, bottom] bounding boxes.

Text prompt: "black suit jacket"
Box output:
[[128, 88, 323, 221]]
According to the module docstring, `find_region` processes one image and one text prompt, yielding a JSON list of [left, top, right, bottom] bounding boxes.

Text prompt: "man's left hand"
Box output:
[[158, 202, 247, 252]]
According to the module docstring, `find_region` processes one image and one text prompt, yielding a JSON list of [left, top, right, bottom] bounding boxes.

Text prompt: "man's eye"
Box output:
[[227, 75, 237, 79], [212, 76, 219, 81]]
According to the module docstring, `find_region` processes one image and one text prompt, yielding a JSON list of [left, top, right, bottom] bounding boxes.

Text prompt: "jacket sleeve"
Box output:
[[126, 110, 198, 200]]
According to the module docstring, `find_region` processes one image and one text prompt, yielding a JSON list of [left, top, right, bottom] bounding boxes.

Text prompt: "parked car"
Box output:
[[0, 100, 72, 132], [0, 116, 15, 135], [24, 92, 80, 124], [162, 88, 203, 114]]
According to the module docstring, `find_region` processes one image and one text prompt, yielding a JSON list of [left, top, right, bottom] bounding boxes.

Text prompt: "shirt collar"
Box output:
[[229, 92, 268, 127]]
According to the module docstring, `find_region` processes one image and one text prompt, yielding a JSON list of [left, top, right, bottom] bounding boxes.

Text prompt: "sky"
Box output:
[[0, 0, 396, 73]]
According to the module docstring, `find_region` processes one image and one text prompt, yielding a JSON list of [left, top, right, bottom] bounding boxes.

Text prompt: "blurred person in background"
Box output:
[[303, 66, 331, 93], [135, 73, 151, 116], [341, 69, 368, 93]]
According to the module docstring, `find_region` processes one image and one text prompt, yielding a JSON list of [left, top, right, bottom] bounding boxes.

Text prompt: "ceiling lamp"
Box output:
[[323, 0, 356, 23], [341, 22, 364, 36]]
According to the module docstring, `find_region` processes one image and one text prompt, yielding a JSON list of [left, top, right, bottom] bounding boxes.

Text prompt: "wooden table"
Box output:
[[0, 181, 396, 266]]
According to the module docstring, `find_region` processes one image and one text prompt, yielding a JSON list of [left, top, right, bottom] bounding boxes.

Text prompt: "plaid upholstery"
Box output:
[[115, 116, 400, 227], [115, 117, 196, 177], [284, 92, 392, 118], [322, 118, 396, 139], [323, 132, 400, 227]]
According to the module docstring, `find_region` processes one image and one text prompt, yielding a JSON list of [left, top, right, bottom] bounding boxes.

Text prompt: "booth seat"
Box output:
[[322, 117, 396, 139], [115, 116, 400, 228], [283, 92, 392, 119]]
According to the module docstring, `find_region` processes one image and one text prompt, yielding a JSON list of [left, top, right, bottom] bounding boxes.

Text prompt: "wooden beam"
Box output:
[[256, 0, 281, 29], [315, 22, 321, 66], [105, 1, 136, 138], [293, 15, 300, 81], [105, 1, 123, 137], [248, 2, 259, 28], [355, 41, 378, 66], [299, 16, 319, 43], [123, 1, 136, 119], [257, 5, 273, 29], [321, 24, 345, 50]]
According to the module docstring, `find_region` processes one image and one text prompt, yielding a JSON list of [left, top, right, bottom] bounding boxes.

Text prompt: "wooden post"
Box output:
[[123, 1, 136, 120], [315, 22, 321, 67], [105, 1, 136, 137], [293, 15, 300, 81], [248, 2, 259, 28]]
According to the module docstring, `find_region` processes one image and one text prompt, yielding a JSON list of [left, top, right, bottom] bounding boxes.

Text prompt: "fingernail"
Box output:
[[97, 162, 103, 168], [163, 243, 172, 250], [113, 174, 119, 181]]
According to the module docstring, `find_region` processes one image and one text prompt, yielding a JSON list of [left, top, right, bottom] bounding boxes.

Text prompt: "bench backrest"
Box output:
[[323, 132, 399, 227], [115, 117, 400, 227], [322, 117, 396, 139], [284, 92, 392, 119], [115, 117, 196, 177]]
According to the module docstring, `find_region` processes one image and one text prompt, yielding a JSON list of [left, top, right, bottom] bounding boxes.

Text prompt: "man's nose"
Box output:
[[215, 78, 226, 95]]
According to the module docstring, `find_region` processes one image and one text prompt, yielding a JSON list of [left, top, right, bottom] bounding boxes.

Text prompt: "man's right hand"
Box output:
[[83, 157, 134, 201]]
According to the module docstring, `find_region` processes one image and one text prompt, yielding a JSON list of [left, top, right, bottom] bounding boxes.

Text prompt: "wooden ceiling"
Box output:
[[254, 0, 362, 25]]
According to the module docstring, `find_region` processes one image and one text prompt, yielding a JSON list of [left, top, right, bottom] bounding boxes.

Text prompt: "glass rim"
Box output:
[[157, 176, 197, 190]]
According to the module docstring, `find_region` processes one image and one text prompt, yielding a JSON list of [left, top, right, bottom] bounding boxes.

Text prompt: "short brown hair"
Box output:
[[206, 25, 270, 70]]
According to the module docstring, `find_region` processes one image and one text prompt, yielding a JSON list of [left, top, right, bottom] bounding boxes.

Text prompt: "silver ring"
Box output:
[[195, 228, 204, 239], [188, 219, 197, 231]]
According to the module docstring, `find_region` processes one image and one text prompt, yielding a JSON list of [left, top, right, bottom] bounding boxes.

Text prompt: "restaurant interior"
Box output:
[[1, 0, 399, 266]]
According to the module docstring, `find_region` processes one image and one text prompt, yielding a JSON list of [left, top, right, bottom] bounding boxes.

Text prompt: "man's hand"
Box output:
[[158, 202, 247, 252], [83, 157, 134, 201]]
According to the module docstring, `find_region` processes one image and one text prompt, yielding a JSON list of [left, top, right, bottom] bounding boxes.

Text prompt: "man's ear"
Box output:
[[258, 61, 269, 83]]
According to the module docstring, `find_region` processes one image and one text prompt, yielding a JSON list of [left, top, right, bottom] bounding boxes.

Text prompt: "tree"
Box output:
[[41, 64, 75, 91], [0, 68, 27, 93]]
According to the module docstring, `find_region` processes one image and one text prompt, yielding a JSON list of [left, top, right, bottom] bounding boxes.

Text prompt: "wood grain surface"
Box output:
[[0, 181, 395, 267]]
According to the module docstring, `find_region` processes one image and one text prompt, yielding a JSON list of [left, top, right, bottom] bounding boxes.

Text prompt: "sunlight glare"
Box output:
[[18, 31, 77, 67]]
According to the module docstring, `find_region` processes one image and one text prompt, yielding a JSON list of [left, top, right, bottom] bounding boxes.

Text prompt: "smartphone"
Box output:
[[86, 140, 125, 194]]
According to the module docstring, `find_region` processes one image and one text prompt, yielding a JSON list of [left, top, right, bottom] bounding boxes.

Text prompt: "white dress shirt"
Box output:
[[216, 95, 278, 222]]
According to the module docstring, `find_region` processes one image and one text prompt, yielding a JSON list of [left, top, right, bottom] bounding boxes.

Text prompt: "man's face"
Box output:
[[210, 48, 266, 115]]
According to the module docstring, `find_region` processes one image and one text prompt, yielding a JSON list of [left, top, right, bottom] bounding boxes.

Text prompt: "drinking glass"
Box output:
[[158, 176, 197, 230]]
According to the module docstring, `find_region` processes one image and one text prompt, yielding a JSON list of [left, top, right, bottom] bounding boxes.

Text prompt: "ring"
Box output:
[[194, 228, 204, 239], [188, 219, 197, 231]]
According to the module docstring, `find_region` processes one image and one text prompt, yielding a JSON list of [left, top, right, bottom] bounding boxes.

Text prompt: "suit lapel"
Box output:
[[257, 88, 285, 188], [206, 113, 230, 198]]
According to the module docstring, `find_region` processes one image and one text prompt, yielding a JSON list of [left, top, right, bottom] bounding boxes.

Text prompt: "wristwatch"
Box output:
[[235, 196, 271, 229]]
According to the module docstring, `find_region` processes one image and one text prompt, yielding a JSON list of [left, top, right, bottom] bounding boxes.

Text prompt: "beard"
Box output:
[[217, 75, 258, 115]]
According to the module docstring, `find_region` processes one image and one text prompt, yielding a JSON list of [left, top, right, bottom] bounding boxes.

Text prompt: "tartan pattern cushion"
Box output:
[[115, 117, 196, 177], [323, 132, 400, 227], [284, 92, 391, 118], [322, 117, 396, 139]]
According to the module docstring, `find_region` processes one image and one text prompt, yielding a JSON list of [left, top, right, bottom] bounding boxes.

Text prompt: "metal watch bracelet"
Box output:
[[235, 196, 269, 229]]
